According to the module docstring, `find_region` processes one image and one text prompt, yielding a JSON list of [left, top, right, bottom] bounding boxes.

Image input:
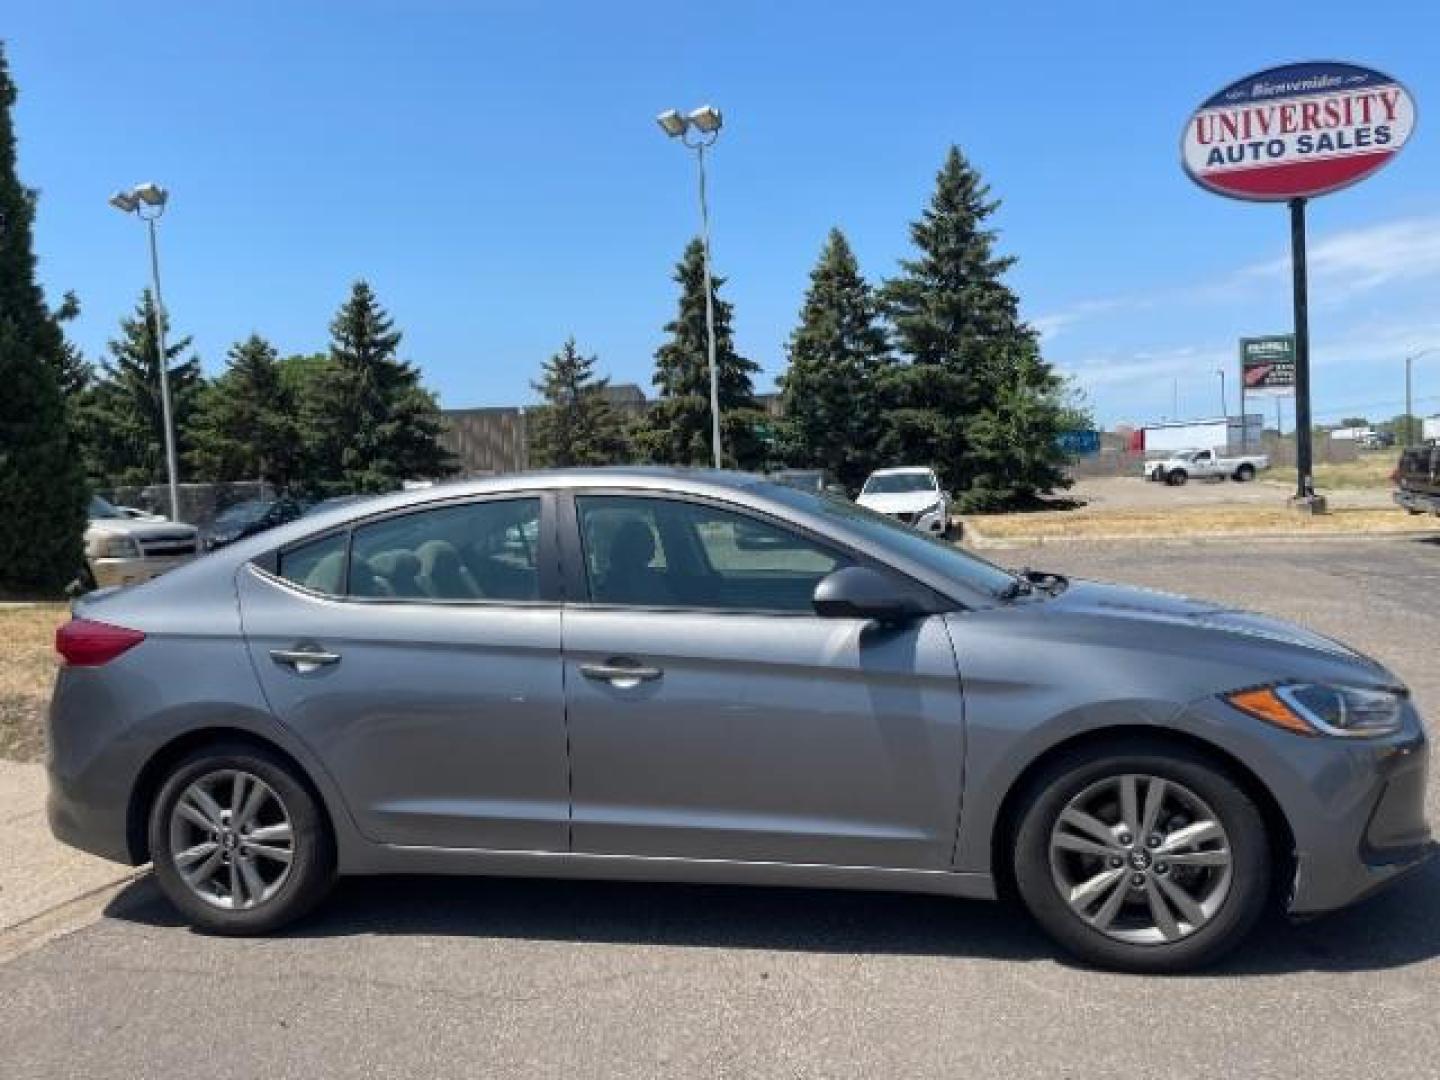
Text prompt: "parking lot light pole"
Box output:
[[109, 183, 181, 522], [657, 105, 724, 470], [1405, 348, 1436, 447]]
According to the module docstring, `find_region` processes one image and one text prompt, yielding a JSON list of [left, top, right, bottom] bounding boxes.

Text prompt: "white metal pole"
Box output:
[[695, 142, 722, 470], [145, 216, 182, 522]]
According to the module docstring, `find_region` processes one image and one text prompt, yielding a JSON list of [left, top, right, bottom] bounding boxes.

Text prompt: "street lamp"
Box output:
[[1404, 347, 1437, 447], [109, 181, 182, 522], [1216, 368, 1227, 418], [657, 103, 725, 469]]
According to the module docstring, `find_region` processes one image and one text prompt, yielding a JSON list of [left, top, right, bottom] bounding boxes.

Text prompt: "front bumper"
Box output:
[[1286, 709, 1432, 916], [1394, 488, 1440, 515], [885, 508, 948, 535], [89, 554, 192, 589]]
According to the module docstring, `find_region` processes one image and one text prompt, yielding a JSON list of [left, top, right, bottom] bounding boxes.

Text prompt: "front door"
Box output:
[[560, 493, 965, 870], [240, 494, 570, 852]]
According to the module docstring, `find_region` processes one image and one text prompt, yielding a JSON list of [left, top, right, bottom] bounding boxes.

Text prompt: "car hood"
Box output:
[[857, 491, 941, 514], [1042, 579, 1373, 665], [87, 518, 197, 541]]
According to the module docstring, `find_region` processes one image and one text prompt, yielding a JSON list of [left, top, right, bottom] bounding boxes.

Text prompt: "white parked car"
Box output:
[[1143, 448, 1270, 485], [856, 467, 951, 536], [85, 496, 200, 589]]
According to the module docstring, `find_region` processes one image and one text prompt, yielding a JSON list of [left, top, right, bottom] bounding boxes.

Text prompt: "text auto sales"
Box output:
[[1192, 88, 1403, 166]]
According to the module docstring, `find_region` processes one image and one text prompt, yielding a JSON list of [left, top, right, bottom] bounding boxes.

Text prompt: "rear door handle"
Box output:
[[579, 660, 663, 687], [270, 647, 342, 674]]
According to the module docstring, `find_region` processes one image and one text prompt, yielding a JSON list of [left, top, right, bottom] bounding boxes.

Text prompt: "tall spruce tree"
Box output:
[[308, 281, 453, 491], [0, 42, 88, 596], [636, 238, 765, 469], [529, 337, 628, 466], [881, 146, 1067, 507], [82, 290, 204, 488], [778, 228, 891, 493], [962, 342, 1074, 509], [189, 334, 301, 485]]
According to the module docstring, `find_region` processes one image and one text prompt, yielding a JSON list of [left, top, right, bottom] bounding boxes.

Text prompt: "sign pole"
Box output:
[[1288, 196, 1320, 508]]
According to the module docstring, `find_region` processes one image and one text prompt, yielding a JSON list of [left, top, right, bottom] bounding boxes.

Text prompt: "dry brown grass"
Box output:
[[0, 603, 67, 761], [967, 505, 1439, 542], [1260, 452, 1400, 492]]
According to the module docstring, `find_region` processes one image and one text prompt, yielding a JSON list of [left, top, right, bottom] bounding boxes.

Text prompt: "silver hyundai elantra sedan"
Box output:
[[48, 469, 1433, 972]]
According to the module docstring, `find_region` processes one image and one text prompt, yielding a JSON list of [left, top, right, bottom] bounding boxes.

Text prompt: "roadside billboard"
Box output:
[[1240, 335, 1296, 397], [1181, 62, 1416, 201]]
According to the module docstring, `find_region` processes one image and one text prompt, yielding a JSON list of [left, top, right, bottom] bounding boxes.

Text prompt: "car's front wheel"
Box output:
[[148, 742, 336, 934], [1012, 742, 1270, 972]]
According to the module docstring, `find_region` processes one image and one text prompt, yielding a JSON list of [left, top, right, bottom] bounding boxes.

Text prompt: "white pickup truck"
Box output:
[[1143, 448, 1270, 485]]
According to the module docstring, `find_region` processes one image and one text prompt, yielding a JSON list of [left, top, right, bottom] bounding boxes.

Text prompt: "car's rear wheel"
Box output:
[[148, 742, 335, 934], [1235, 464, 1256, 482], [1012, 742, 1270, 972], [1167, 469, 1188, 486]]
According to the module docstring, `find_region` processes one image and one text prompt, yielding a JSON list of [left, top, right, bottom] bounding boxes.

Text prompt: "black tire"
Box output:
[[1167, 469, 1188, 486], [1011, 740, 1270, 973], [1235, 464, 1256, 482], [148, 741, 336, 935]]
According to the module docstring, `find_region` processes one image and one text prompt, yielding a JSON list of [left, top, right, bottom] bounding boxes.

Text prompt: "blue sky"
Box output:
[[7, 1, 1440, 428]]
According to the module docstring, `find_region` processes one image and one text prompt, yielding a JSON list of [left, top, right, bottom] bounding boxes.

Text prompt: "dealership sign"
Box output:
[[1182, 61, 1415, 200], [1240, 335, 1296, 396]]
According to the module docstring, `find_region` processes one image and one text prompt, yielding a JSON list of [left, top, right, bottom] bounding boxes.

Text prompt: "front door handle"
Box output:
[[579, 660, 663, 688], [270, 646, 342, 674]]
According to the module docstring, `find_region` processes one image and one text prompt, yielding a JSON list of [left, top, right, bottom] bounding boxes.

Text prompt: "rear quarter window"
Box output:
[[277, 532, 348, 594]]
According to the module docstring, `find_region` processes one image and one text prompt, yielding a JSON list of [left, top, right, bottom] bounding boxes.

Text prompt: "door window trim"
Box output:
[[252, 490, 563, 607], [557, 488, 948, 616]]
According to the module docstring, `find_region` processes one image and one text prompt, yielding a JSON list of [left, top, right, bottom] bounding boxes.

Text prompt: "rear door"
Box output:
[[239, 493, 570, 852], [558, 491, 966, 870]]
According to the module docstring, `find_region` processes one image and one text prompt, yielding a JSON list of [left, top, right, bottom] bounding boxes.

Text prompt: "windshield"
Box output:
[[862, 472, 936, 494], [763, 484, 1017, 599], [88, 496, 123, 519], [214, 499, 273, 528]]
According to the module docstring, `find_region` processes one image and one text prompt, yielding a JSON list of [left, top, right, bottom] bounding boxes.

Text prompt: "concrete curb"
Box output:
[[962, 520, 1440, 550], [0, 871, 146, 966]]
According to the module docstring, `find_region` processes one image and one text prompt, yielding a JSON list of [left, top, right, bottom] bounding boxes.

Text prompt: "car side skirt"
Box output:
[[338, 845, 997, 900]]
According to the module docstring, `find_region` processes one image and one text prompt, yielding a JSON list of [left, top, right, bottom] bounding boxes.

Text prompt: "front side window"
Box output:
[[348, 498, 542, 601], [577, 496, 846, 612]]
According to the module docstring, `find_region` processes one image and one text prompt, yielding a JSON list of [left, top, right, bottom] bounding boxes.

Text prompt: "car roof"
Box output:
[[867, 466, 934, 476]]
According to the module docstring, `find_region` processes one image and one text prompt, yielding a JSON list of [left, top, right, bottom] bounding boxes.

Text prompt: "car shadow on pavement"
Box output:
[[105, 856, 1440, 975]]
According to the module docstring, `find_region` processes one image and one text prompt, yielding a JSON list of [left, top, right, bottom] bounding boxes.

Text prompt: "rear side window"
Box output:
[[348, 499, 541, 601], [278, 532, 347, 594]]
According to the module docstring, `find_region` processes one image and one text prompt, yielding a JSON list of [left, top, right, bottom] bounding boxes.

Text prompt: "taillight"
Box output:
[[56, 619, 146, 667]]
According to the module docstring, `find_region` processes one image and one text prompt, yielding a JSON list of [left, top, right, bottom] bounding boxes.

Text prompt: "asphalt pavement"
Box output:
[[3, 536, 1438, 1079]]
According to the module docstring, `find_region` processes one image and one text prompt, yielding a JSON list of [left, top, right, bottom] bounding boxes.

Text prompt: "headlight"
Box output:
[[89, 534, 142, 559], [1225, 683, 1406, 738]]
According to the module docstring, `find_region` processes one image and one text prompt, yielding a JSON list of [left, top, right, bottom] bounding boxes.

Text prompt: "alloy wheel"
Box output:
[[167, 769, 295, 910], [1047, 773, 1233, 945]]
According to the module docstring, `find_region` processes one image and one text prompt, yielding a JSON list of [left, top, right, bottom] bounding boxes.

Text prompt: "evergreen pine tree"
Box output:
[[529, 338, 629, 466], [881, 146, 1058, 504], [961, 342, 1075, 510], [82, 290, 203, 488], [190, 334, 302, 485], [777, 228, 891, 493], [308, 281, 454, 491], [0, 42, 89, 596], [636, 238, 765, 469]]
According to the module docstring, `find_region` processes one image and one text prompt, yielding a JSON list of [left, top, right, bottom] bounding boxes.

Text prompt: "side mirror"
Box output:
[[812, 566, 922, 622]]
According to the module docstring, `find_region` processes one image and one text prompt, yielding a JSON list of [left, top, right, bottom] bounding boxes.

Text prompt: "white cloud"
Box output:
[[1033, 214, 1440, 338]]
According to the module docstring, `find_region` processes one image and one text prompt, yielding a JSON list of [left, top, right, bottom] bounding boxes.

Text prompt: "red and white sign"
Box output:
[[1182, 61, 1415, 201]]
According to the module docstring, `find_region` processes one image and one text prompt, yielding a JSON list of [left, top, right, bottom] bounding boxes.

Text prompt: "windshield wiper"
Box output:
[[1000, 574, 1034, 600], [1004, 567, 1069, 600]]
